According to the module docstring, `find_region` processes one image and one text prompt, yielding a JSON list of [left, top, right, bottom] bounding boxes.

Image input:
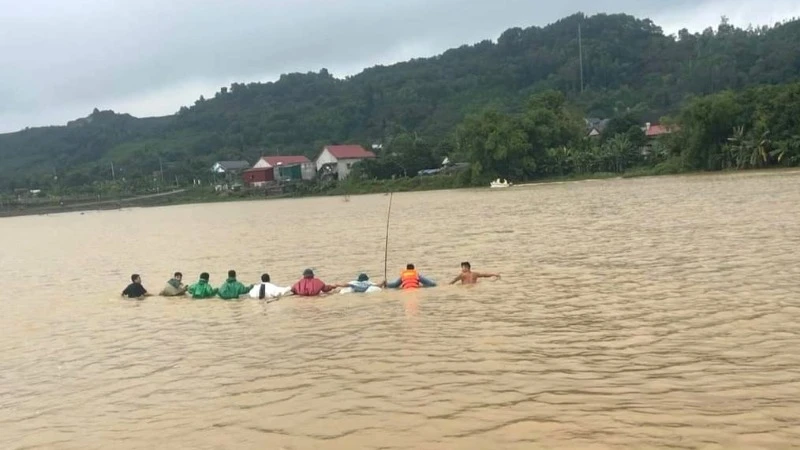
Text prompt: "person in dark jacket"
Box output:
[[122, 274, 151, 298]]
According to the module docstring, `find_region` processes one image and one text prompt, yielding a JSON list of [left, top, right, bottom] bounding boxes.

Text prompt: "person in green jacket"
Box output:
[[188, 272, 218, 299], [217, 270, 253, 300]]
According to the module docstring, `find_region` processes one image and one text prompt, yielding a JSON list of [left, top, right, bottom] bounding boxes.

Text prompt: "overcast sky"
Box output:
[[1, 0, 798, 134]]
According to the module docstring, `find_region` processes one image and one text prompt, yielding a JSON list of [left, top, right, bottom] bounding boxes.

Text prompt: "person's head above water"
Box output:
[[261, 273, 270, 283], [228, 270, 236, 279], [357, 273, 369, 282], [200, 272, 210, 281], [303, 269, 314, 279], [461, 262, 471, 272], [406, 264, 415, 270], [131, 274, 141, 283], [174, 272, 182, 281]]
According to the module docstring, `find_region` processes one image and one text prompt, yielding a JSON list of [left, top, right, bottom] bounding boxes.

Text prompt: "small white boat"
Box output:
[[490, 178, 512, 188]]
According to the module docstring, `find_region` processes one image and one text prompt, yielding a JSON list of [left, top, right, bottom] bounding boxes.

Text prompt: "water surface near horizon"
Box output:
[[2, 171, 800, 449]]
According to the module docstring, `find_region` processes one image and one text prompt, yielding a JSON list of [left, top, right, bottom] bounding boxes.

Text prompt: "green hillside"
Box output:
[[1, 12, 799, 191]]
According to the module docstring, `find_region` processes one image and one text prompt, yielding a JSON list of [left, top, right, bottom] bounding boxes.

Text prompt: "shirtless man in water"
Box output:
[[449, 262, 500, 285]]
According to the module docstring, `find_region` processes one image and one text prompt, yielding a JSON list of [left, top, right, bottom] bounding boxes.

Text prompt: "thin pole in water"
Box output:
[[383, 192, 394, 282]]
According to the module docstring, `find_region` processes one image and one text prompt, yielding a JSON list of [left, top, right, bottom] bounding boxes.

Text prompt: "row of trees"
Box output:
[[2, 13, 800, 191], [352, 82, 800, 184]]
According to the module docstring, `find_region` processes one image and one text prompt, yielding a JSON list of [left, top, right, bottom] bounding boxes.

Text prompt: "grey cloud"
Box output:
[[0, 0, 795, 133]]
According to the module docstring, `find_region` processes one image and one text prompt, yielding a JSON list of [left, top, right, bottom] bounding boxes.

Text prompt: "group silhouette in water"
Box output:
[[121, 262, 500, 300]]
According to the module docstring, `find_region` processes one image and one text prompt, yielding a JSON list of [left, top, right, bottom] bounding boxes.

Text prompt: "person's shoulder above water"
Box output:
[[122, 282, 146, 298], [122, 274, 150, 298], [383, 264, 437, 289], [346, 273, 382, 293], [218, 270, 251, 300], [449, 262, 500, 285], [161, 271, 187, 296], [188, 272, 217, 299], [291, 269, 339, 296]]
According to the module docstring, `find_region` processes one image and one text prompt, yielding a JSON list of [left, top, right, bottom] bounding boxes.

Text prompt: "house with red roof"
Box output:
[[253, 155, 315, 181], [642, 122, 676, 138], [315, 145, 376, 180]]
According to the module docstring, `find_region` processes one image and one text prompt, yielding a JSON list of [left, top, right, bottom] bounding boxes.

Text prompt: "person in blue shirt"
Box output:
[[344, 273, 382, 293]]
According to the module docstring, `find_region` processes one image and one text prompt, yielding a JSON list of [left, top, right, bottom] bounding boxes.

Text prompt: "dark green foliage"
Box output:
[[2, 13, 800, 192]]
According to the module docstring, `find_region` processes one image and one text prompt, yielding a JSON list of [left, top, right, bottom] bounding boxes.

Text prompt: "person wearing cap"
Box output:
[[291, 269, 340, 297], [341, 273, 382, 294]]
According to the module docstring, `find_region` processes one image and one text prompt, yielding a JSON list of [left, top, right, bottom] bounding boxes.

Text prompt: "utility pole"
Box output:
[[111, 161, 116, 181], [159, 157, 165, 183], [578, 23, 584, 93]]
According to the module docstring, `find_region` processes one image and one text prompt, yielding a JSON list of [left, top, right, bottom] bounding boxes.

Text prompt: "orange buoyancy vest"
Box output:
[[400, 269, 421, 289]]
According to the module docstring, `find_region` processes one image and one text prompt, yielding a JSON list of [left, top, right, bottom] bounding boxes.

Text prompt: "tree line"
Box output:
[[1, 13, 799, 193]]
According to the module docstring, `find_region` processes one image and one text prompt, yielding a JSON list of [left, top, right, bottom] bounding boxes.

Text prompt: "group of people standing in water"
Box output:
[[121, 262, 500, 300]]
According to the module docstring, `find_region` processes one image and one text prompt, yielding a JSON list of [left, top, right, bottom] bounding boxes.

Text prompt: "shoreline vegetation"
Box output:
[[3, 166, 797, 218], [2, 13, 800, 212]]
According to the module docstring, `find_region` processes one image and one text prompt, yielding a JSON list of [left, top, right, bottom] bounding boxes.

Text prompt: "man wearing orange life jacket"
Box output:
[[383, 264, 437, 290]]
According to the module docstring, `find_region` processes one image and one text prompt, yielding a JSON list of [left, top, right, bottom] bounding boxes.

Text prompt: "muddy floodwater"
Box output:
[[2, 171, 800, 449]]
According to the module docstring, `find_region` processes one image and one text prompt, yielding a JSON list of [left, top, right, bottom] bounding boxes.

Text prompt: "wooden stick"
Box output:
[[383, 192, 394, 282]]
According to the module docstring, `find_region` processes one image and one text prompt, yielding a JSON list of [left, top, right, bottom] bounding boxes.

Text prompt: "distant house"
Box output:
[[642, 122, 675, 138], [242, 167, 274, 187], [585, 118, 610, 138], [211, 161, 251, 174], [253, 155, 315, 181], [315, 145, 376, 180], [640, 123, 679, 157]]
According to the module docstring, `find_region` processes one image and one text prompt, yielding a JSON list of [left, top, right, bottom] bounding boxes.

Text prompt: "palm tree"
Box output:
[[770, 136, 800, 166], [546, 146, 573, 175], [726, 125, 749, 169], [749, 130, 770, 168], [604, 135, 633, 173]]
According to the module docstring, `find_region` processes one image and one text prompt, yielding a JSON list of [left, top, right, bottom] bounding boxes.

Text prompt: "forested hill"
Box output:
[[2, 12, 799, 189]]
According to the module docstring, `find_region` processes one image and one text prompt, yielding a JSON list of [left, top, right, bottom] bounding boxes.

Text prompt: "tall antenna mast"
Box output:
[[578, 22, 584, 93]]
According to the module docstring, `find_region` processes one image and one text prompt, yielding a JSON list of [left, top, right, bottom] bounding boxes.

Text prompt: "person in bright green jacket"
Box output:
[[188, 272, 218, 299], [217, 270, 253, 300]]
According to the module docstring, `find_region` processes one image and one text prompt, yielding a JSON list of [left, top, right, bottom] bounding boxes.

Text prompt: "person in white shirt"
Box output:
[[249, 273, 292, 299]]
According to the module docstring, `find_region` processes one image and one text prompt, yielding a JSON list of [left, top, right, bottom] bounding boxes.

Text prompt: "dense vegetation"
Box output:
[[1, 12, 799, 195]]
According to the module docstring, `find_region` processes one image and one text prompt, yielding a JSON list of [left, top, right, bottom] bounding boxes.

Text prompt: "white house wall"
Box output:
[[315, 149, 338, 171], [336, 158, 368, 179]]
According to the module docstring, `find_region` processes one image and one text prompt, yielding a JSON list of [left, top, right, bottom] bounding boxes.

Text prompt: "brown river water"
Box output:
[[1, 171, 800, 449]]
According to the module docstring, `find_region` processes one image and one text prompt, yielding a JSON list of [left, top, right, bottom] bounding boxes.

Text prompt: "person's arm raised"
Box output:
[[476, 272, 501, 280]]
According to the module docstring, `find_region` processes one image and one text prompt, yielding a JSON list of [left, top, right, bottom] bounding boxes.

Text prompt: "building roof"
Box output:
[[325, 145, 376, 160], [243, 167, 273, 173], [585, 118, 610, 132], [645, 124, 672, 137], [260, 155, 311, 166], [214, 160, 251, 171]]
